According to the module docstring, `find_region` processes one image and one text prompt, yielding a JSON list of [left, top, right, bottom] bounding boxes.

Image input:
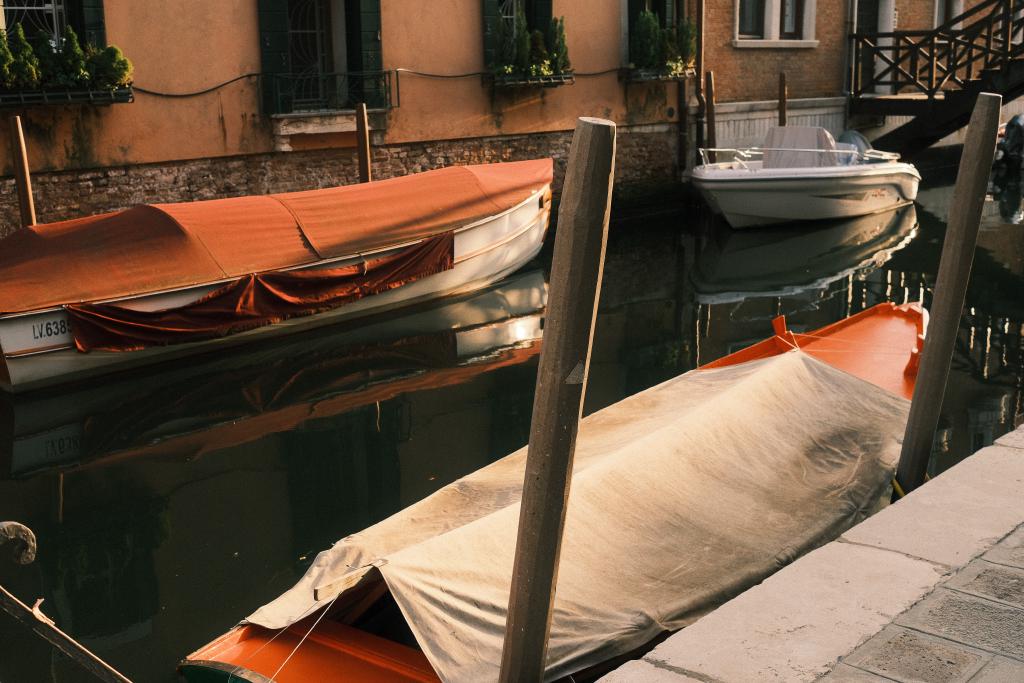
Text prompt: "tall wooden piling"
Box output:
[[705, 71, 717, 162], [498, 117, 616, 683], [895, 92, 1001, 495], [355, 102, 372, 183], [9, 116, 36, 228], [778, 72, 788, 126]]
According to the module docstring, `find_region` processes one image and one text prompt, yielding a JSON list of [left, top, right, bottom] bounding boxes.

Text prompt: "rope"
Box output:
[[225, 625, 290, 683], [268, 594, 340, 682]]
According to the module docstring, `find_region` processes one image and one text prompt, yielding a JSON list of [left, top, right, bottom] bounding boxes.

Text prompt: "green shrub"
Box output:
[[490, 12, 517, 74], [8, 24, 40, 89], [32, 30, 60, 87], [547, 16, 570, 74], [0, 31, 14, 89], [87, 44, 133, 89], [677, 17, 697, 67], [57, 26, 89, 88], [514, 5, 531, 75], [631, 10, 661, 70]]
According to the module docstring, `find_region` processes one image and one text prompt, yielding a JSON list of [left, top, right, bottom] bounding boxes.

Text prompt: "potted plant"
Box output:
[[629, 12, 696, 81], [0, 23, 134, 106], [489, 11, 573, 87]]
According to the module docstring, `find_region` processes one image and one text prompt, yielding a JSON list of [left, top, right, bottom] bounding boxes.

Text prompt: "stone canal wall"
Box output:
[[0, 123, 679, 238]]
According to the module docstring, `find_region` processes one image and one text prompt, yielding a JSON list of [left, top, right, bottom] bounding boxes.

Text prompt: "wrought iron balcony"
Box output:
[[262, 71, 394, 115]]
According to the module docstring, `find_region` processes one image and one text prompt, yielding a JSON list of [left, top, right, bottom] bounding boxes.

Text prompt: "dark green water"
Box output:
[[1, 150, 1021, 682]]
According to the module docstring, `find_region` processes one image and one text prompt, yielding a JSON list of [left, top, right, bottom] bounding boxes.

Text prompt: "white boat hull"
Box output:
[[692, 162, 921, 228], [0, 189, 550, 392]]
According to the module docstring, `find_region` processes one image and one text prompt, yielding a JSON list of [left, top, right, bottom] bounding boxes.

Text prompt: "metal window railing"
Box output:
[[262, 70, 394, 115]]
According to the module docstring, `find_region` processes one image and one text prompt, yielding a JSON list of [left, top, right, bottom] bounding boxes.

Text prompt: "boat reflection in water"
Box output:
[[1, 269, 547, 479], [693, 203, 918, 304], [691, 204, 919, 363]]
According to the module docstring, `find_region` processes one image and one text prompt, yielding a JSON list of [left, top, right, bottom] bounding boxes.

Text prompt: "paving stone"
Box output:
[[993, 426, 1024, 450], [818, 664, 893, 681], [946, 560, 1024, 609], [896, 589, 1024, 660], [968, 656, 1024, 682], [842, 446, 1024, 568], [982, 525, 1024, 571], [644, 542, 943, 682], [598, 659, 700, 682], [842, 625, 988, 683]]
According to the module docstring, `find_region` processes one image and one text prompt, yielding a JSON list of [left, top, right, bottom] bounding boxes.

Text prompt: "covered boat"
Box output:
[[0, 160, 553, 392], [180, 301, 924, 682], [692, 127, 920, 228]]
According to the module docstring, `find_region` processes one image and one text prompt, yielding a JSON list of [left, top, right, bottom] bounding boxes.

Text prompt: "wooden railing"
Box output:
[[851, 0, 1024, 98]]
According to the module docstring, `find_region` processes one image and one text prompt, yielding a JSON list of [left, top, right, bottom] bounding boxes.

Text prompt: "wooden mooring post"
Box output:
[[895, 92, 1001, 495], [778, 72, 788, 126], [705, 71, 717, 162], [355, 102, 372, 183], [498, 117, 616, 683], [9, 115, 36, 227]]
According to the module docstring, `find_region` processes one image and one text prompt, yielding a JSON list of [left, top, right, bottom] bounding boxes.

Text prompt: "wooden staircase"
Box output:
[[850, 0, 1024, 156]]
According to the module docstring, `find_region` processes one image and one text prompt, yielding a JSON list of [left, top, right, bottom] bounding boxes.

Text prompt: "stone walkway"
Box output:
[[601, 427, 1024, 682]]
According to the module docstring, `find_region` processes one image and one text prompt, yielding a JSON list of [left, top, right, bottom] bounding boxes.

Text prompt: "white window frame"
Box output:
[[732, 0, 818, 48]]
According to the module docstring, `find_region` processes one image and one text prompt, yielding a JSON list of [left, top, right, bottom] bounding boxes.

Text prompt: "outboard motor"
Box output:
[[837, 130, 875, 164]]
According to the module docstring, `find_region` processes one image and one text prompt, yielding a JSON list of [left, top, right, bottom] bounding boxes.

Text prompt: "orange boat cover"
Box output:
[[0, 160, 553, 314]]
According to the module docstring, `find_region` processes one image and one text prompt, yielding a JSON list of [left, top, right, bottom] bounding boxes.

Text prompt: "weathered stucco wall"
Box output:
[[0, 0, 679, 176], [382, 0, 679, 143], [1, 0, 270, 175]]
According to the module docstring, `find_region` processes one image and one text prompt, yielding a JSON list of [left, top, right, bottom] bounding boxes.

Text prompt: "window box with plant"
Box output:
[[627, 10, 695, 82], [0, 23, 132, 108], [486, 3, 573, 88]]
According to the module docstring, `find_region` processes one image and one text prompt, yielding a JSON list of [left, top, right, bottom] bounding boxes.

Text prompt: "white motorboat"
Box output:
[[0, 160, 552, 392], [692, 127, 921, 228]]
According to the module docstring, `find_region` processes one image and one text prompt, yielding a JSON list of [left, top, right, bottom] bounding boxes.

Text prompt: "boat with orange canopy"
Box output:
[[0, 160, 553, 392], [180, 301, 925, 683]]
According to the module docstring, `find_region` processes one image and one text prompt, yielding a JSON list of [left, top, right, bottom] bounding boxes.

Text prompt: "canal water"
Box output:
[[1, 150, 1021, 682]]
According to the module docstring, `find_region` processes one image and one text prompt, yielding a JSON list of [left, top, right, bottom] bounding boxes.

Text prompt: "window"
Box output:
[[738, 0, 765, 39], [0, 0, 105, 47], [779, 0, 803, 39], [258, 0, 385, 115], [734, 0, 815, 46]]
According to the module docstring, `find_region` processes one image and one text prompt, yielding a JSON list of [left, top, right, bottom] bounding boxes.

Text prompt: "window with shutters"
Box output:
[[0, 1, 133, 107], [733, 0, 817, 46], [482, 0, 572, 87], [626, 0, 694, 80], [259, 0, 389, 115]]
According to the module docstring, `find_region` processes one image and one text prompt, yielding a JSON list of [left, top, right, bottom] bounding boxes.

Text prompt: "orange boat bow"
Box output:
[[180, 617, 439, 683], [702, 302, 925, 400]]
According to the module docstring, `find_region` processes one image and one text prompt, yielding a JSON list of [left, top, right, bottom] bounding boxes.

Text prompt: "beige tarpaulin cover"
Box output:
[[762, 126, 839, 168], [247, 350, 909, 681]]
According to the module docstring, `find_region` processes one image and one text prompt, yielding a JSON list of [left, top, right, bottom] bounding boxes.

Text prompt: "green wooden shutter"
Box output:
[[357, 0, 383, 106], [76, 0, 107, 47], [482, 0, 499, 69], [258, 0, 290, 114]]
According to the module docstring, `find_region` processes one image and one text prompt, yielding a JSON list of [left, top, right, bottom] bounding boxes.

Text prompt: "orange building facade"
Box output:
[[0, 0, 973, 236]]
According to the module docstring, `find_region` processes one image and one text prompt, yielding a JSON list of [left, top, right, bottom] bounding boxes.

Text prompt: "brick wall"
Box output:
[[701, 0, 849, 102], [0, 125, 680, 238]]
